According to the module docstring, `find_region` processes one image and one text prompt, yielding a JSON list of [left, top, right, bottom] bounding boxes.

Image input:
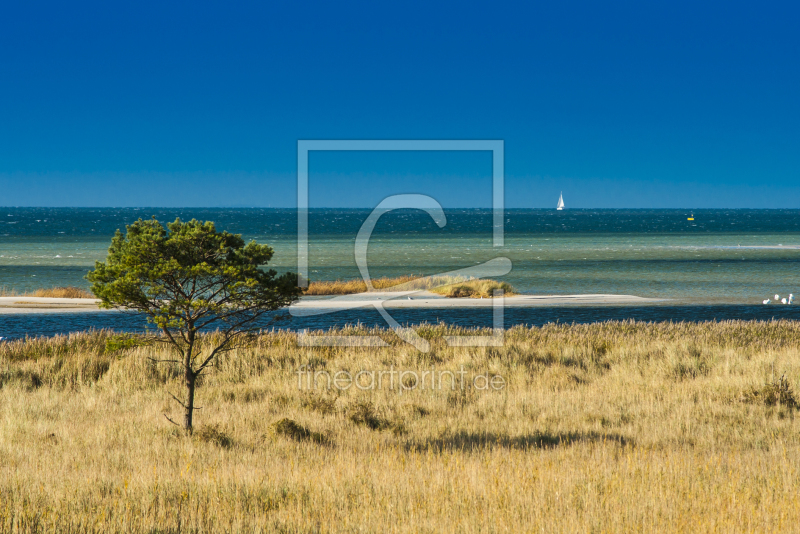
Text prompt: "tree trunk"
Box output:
[[184, 354, 196, 432]]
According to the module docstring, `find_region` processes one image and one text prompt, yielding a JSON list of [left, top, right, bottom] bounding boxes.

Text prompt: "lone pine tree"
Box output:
[[88, 218, 301, 431]]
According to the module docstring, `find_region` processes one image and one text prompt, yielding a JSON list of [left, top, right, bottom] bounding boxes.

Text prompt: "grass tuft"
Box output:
[[740, 374, 798, 409], [404, 403, 431, 418], [347, 400, 390, 430], [0, 369, 43, 391], [192, 424, 233, 448], [267, 418, 327, 444], [347, 400, 406, 433], [300, 393, 338, 415]]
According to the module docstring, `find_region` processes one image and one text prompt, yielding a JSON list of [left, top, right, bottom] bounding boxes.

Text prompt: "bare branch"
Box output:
[[160, 327, 183, 356], [168, 391, 187, 409], [195, 338, 234, 374], [163, 414, 181, 427]]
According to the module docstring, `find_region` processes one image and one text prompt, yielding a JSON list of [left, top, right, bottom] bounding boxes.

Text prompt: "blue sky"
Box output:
[[0, 1, 798, 207]]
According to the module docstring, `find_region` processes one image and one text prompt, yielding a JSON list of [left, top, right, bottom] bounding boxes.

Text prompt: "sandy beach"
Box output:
[[289, 291, 662, 316], [0, 292, 662, 315], [0, 297, 107, 314]]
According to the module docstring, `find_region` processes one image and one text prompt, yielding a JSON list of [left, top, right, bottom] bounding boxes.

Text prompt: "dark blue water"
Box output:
[[3, 207, 800, 238], [2, 305, 800, 340]]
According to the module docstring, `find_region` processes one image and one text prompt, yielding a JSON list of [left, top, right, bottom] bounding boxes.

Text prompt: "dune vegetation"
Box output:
[[428, 279, 515, 298], [0, 286, 95, 299], [1, 320, 800, 532], [303, 274, 464, 295], [303, 275, 513, 297]]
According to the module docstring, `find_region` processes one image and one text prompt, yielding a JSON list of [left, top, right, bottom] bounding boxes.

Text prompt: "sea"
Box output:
[[2, 208, 800, 338]]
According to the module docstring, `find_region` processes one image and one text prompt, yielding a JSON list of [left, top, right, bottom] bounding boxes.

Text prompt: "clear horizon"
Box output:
[[3, 206, 800, 210]]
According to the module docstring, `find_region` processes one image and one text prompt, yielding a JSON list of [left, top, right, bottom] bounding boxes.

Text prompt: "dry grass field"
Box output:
[[1, 321, 800, 532]]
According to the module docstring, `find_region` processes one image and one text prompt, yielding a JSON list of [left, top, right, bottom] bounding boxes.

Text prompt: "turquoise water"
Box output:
[[1, 208, 799, 304]]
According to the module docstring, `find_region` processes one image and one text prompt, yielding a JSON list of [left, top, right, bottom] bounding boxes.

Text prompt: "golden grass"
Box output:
[[304, 275, 420, 294], [2, 321, 800, 532], [304, 275, 514, 297], [428, 278, 515, 298], [0, 286, 94, 299]]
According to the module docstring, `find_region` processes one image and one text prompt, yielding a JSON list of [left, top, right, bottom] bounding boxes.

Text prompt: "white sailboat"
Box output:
[[556, 192, 565, 211]]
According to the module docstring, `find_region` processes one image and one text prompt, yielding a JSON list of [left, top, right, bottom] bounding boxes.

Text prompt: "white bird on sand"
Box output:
[[789, 294, 794, 304], [782, 298, 788, 304], [763, 299, 771, 305], [775, 294, 780, 301]]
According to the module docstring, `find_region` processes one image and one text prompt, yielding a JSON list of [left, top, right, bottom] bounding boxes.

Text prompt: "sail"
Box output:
[[557, 193, 564, 210]]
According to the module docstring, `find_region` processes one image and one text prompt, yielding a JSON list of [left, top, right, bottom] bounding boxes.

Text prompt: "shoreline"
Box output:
[[4, 292, 797, 315], [289, 291, 663, 316], [0, 297, 106, 314], [0, 292, 665, 314]]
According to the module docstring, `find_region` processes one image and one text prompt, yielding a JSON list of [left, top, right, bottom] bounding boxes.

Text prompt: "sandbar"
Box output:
[[0, 292, 663, 315]]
